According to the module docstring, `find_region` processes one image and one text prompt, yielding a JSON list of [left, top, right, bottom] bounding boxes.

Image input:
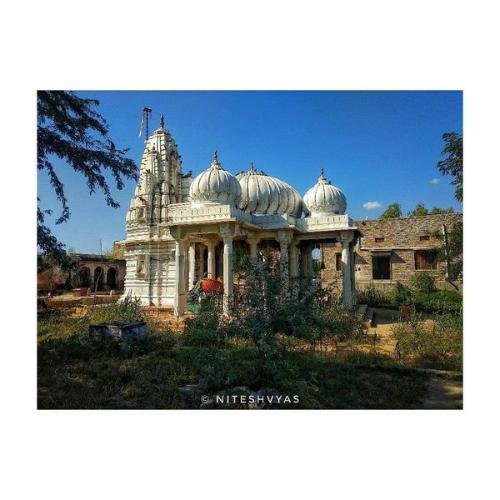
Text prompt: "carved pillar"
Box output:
[[206, 240, 216, 278], [222, 236, 233, 314], [197, 244, 205, 279], [341, 232, 354, 309], [289, 243, 299, 278], [289, 243, 299, 295], [247, 237, 260, 262], [188, 243, 196, 291], [174, 240, 186, 316], [277, 231, 293, 293]]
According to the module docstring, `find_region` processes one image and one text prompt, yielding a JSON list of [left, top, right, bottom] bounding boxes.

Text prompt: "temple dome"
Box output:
[[303, 169, 347, 216], [189, 151, 241, 205], [236, 164, 303, 217]]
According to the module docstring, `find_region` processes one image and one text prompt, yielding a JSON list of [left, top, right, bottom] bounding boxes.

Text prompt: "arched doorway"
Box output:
[[78, 266, 91, 288], [93, 266, 104, 291], [107, 267, 117, 289]]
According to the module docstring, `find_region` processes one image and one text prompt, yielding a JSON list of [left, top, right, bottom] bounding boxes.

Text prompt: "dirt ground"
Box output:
[[370, 308, 463, 409]]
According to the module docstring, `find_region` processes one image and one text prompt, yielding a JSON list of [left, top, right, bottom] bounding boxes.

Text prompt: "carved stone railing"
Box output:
[[296, 214, 355, 233], [165, 202, 253, 225]]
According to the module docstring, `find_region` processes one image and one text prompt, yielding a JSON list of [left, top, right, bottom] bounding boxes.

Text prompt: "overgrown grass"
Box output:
[[392, 312, 463, 371], [38, 297, 431, 409], [356, 283, 462, 315]]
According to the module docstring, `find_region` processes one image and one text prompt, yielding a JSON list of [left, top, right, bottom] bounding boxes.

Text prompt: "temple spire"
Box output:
[[159, 113, 165, 129]]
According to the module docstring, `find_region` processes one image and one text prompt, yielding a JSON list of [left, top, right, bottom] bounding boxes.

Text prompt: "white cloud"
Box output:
[[430, 178, 440, 185], [362, 201, 381, 210]]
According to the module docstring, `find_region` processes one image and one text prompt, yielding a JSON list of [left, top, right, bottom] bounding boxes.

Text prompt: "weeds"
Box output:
[[392, 311, 462, 371]]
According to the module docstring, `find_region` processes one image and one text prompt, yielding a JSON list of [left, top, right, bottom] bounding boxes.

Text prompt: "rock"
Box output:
[[89, 321, 147, 342], [177, 383, 203, 396]]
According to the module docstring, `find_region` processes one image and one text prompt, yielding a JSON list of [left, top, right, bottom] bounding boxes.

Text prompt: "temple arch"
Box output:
[[107, 267, 117, 289], [93, 266, 104, 291]]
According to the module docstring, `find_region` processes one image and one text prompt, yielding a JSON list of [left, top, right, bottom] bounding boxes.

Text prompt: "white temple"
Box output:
[[123, 115, 360, 315]]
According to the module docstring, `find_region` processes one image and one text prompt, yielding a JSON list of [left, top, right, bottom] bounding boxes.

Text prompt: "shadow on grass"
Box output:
[[38, 328, 430, 410]]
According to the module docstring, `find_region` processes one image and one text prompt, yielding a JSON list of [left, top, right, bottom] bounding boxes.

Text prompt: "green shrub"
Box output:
[[410, 272, 437, 293], [392, 312, 462, 371], [356, 285, 392, 306], [86, 295, 144, 324], [413, 290, 462, 314], [392, 282, 413, 305], [183, 300, 226, 348]]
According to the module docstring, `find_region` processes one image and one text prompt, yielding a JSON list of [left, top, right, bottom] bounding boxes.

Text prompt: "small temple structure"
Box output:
[[123, 115, 360, 315]]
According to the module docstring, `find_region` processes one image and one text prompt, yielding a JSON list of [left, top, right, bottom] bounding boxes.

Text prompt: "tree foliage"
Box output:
[[37, 91, 138, 264], [430, 206, 454, 214], [437, 132, 463, 202], [380, 202, 402, 219], [409, 203, 455, 216], [409, 203, 429, 217]]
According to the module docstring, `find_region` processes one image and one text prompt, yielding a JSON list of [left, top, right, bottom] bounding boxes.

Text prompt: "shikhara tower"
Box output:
[[123, 115, 359, 314], [124, 116, 192, 306]]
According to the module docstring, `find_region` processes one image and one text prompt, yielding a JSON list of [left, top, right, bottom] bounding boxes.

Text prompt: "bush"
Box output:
[[183, 299, 226, 347], [356, 285, 392, 306], [86, 295, 143, 323], [413, 290, 462, 315], [410, 272, 436, 293], [392, 312, 462, 371], [392, 282, 413, 305]]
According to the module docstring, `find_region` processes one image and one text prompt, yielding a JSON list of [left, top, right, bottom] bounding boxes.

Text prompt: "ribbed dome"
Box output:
[[303, 169, 347, 217], [236, 163, 303, 217], [189, 151, 241, 205]]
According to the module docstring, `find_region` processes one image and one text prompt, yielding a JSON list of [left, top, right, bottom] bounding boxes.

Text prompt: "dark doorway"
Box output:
[[94, 267, 104, 291], [78, 266, 91, 288], [107, 267, 117, 289], [372, 254, 391, 280], [215, 241, 223, 279]]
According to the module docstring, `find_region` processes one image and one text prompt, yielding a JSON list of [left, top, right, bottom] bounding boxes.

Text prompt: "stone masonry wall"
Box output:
[[319, 213, 462, 292]]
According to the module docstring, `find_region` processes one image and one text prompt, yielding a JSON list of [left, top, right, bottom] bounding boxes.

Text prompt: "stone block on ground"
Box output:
[[89, 321, 147, 342]]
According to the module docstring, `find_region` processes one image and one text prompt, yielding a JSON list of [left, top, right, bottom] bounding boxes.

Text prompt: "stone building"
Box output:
[[37, 254, 126, 294], [73, 254, 126, 291], [318, 213, 462, 293], [123, 115, 359, 314], [122, 114, 461, 314]]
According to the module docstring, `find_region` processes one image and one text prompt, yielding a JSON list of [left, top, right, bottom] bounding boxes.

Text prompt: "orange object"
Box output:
[[201, 278, 223, 294]]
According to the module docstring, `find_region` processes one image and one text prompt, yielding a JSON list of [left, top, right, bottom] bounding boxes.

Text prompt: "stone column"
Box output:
[[207, 240, 216, 278], [197, 244, 205, 279], [222, 236, 233, 315], [219, 223, 236, 314], [341, 232, 354, 310], [300, 242, 313, 277], [289, 243, 299, 278], [174, 240, 186, 316], [248, 237, 260, 262], [289, 243, 299, 295], [277, 231, 293, 293], [188, 243, 196, 291]]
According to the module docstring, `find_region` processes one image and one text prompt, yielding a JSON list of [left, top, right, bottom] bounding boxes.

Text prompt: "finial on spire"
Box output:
[[160, 114, 165, 129], [250, 162, 256, 173], [210, 150, 222, 168], [318, 167, 327, 182]]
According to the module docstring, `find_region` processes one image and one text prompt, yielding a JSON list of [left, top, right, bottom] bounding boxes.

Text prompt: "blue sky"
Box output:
[[37, 91, 462, 254]]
